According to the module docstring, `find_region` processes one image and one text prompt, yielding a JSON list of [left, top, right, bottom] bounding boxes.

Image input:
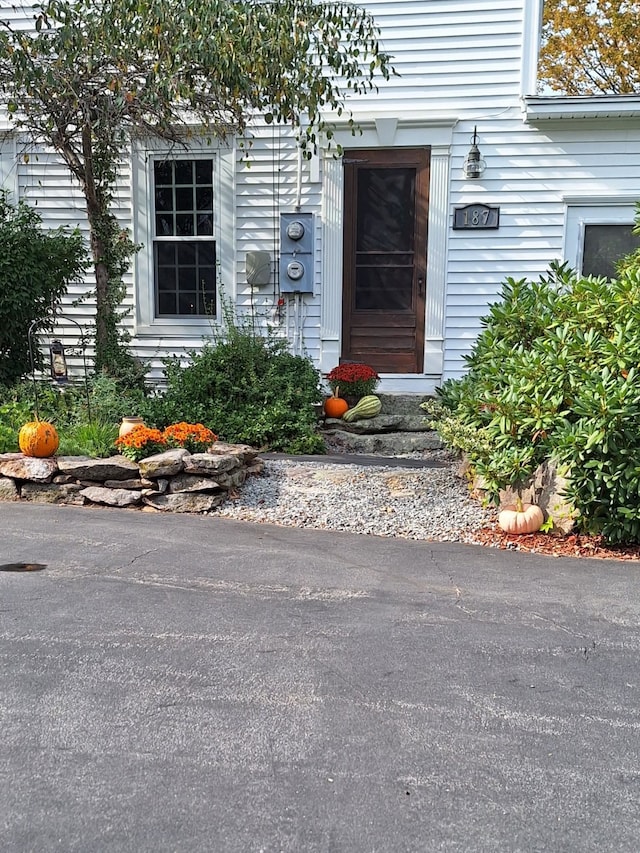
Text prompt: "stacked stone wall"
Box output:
[[0, 443, 263, 513]]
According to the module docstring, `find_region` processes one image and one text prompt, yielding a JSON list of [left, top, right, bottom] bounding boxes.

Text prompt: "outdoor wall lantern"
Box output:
[[49, 339, 68, 383], [463, 126, 486, 179]]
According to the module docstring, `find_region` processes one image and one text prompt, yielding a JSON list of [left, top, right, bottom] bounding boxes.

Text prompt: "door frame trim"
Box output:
[[341, 146, 429, 374], [320, 120, 453, 380]]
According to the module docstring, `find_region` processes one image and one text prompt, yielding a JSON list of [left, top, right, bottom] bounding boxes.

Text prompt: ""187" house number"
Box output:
[[453, 203, 500, 230]]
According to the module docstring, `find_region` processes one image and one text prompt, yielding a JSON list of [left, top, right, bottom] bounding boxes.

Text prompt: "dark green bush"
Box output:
[[139, 315, 325, 454], [0, 192, 88, 386], [427, 258, 640, 543]]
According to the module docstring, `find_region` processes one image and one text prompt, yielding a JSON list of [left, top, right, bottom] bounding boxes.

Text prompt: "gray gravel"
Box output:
[[215, 455, 496, 542]]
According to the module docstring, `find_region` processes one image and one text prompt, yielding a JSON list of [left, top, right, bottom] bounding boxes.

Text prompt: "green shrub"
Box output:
[[0, 375, 149, 457], [0, 398, 32, 452], [0, 192, 88, 386], [139, 311, 325, 454], [57, 421, 120, 458], [427, 258, 640, 543]]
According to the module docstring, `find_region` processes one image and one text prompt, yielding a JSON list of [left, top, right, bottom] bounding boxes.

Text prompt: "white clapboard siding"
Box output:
[[233, 127, 324, 361], [442, 113, 640, 379], [11, 142, 138, 374], [4, 0, 640, 390], [342, 0, 525, 113], [0, 2, 44, 131]]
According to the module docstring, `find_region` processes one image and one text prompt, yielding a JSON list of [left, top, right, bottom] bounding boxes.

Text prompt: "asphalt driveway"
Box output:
[[1, 502, 640, 852]]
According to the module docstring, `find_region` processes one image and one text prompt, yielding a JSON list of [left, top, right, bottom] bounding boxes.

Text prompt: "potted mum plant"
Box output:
[[326, 362, 379, 405]]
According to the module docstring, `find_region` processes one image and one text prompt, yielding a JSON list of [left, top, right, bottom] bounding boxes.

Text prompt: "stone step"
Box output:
[[375, 393, 433, 416], [323, 428, 442, 456], [324, 413, 430, 433], [319, 393, 440, 457]]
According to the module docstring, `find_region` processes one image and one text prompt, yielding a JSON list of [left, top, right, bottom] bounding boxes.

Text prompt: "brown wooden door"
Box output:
[[342, 148, 430, 373]]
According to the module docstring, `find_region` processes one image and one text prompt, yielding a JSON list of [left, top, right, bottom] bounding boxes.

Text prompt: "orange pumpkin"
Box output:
[[498, 499, 544, 535], [324, 388, 349, 419], [18, 420, 59, 458]]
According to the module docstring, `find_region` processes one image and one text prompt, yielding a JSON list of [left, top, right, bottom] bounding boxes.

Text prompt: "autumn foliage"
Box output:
[[539, 0, 640, 95]]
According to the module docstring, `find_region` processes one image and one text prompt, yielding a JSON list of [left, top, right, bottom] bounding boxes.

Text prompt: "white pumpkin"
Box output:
[[498, 501, 544, 535]]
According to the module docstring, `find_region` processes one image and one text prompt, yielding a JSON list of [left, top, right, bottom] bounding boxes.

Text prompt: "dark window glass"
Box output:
[[156, 214, 174, 237], [354, 166, 416, 311], [154, 241, 217, 317], [154, 187, 173, 212], [175, 213, 194, 236], [157, 243, 176, 266], [157, 267, 176, 292], [158, 291, 177, 314], [175, 161, 193, 185], [178, 292, 198, 314], [582, 224, 640, 279], [177, 243, 196, 265], [198, 243, 216, 265], [357, 168, 415, 253], [178, 266, 197, 290], [153, 159, 215, 317], [196, 213, 213, 236], [154, 161, 172, 185], [196, 187, 213, 211], [175, 187, 194, 211], [196, 160, 213, 184]]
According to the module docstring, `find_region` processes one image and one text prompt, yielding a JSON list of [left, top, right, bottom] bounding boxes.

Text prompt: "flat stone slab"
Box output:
[[80, 486, 142, 507], [375, 393, 433, 415], [323, 414, 434, 434], [103, 478, 146, 490], [323, 429, 443, 455], [138, 449, 189, 478], [184, 453, 240, 475], [57, 455, 139, 481], [0, 454, 58, 482], [22, 482, 83, 504], [324, 415, 403, 433], [206, 442, 259, 463], [142, 492, 225, 513], [168, 473, 225, 494]]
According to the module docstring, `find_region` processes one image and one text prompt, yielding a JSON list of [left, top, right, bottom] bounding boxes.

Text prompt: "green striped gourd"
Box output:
[[342, 395, 382, 422]]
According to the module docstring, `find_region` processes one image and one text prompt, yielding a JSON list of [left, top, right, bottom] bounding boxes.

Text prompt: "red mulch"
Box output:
[[470, 525, 640, 561]]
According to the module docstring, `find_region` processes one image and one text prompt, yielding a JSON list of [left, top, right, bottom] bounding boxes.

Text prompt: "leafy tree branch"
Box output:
[[0, 0, 394, 376]]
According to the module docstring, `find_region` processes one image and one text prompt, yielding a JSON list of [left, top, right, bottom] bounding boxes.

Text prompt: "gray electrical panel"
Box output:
[[246, 250, 271, 286], [279, 212, 313, 293]]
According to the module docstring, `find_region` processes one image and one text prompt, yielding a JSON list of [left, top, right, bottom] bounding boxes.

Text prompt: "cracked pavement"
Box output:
[[1, 502, 640, 852]]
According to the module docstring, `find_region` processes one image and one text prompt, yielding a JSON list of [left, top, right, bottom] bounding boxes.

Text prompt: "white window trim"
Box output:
[[319, 118, 455, 381], [564, 197, 638, 274], [132, 138, 235, 337]]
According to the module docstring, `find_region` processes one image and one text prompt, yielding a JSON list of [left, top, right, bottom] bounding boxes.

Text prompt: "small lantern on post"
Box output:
[[49, 339, 68, 383]]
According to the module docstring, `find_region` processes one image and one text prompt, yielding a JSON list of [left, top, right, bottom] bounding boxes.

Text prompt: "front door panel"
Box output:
[[342, 148, 430, 373]]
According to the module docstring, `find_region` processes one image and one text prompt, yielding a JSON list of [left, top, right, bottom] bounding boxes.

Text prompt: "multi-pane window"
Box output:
[[153, 159, 216, 317]]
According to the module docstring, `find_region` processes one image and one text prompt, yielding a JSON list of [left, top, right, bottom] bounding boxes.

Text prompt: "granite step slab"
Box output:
[[322, 429, 443, 456]]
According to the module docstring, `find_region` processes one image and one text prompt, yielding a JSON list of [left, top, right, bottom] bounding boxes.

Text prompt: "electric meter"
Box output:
[[286, 220, 305, 241]]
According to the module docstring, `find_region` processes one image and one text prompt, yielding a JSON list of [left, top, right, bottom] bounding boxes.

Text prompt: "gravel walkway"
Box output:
[[215, 449, 496, 543]]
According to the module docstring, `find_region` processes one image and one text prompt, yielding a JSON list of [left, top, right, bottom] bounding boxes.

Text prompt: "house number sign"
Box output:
[[453, 203, 500, 230]]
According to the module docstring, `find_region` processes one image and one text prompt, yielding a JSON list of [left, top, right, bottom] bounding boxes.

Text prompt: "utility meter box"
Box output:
[[245, 250, 271, 286], [279, 212, 313, 293]]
